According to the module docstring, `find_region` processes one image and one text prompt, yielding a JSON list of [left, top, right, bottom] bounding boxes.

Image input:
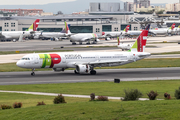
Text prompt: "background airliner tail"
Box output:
[[129, 30, 148, 52], [124, 25, 130, 32], [117, 37, 120, 45], [169, 23, 175, 30], [65, 21, 71, 34], [26, 19, 40, 31]]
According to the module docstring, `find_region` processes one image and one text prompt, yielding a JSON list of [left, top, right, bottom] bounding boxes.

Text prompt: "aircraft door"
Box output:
[[34, 55, 39, 64], [62, 55, 66, 63]]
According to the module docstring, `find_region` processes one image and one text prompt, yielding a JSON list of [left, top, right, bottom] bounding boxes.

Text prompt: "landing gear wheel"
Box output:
[[74, 70, 79, 74], [72, 43, 76, 45], [31, 72, 35, 76], [86, 42, 90, 44], [90, 70, 96, 75]]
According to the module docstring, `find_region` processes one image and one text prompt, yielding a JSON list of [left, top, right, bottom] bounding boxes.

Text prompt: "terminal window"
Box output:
[[102, 25, 112, 32], [4, 23, 9, 27], [134, 27, 138, 31], [114, 27, 118, 31], [96, 28, 100, 32], [5, 29, 9, 31], [11, 23, 15, 27], [11, 29, 15, 31]]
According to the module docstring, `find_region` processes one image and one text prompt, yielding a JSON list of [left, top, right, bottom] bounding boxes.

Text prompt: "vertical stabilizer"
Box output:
[[117, 37, 120, 45], [64, 21, 71, 34], [124, 25, 130, 32], [26, 19, 40, 31], [129, 30, 148, 52], [169, 23, 175, 30]]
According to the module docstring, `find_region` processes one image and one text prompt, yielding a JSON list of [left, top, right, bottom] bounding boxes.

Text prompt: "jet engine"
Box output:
[[53, 68, 65, 72], [76, 65, 91, 74], [105, 37, 110, 41]]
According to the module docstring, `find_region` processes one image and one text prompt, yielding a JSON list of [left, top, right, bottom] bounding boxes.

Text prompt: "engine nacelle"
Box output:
[[105, 38, 110, 41], [53, 68, 65, 72], [76, 65, 90, 74]]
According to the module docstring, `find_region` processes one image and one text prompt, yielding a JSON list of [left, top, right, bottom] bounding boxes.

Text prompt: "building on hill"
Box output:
[[0, 9, 43, 16]]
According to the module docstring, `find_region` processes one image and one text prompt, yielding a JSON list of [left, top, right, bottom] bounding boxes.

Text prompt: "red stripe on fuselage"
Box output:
[[49, 54, 61, 68]]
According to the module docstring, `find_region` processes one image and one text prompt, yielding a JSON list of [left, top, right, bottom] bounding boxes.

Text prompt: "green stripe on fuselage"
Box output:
[[39, 54, 51, 68]]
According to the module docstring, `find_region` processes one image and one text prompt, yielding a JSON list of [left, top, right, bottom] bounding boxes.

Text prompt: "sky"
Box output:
[[0, 0, 179, 5]]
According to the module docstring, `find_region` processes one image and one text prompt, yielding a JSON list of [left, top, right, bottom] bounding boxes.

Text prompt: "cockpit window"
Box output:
[[21, 58, 30, 60]]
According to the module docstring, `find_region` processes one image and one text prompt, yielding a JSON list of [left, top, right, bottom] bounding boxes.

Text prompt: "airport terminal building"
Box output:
[[0, 12, 172, 34], [0, 12, 144, 34]]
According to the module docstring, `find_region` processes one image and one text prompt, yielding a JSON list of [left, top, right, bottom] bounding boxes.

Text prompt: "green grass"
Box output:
[[0, 50, 73, 55], [1, 58, 180, 72], [152, 51, 180, 55], [0, 80, 179, 99], [0, 93, 89, 108], [1, 81, 180, 119], [0, 100, 180, 120]]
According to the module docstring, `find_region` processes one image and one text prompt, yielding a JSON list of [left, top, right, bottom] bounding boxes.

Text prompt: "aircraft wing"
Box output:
[[74, 60, 128, 67], [81, 37, 91, 42]]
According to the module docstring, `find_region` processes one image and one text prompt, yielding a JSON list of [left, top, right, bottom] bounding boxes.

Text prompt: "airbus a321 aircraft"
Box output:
[[0, 19, 40, 41], [117, 37, 133, 51], [102, 25, 130, 40], [149, 23, 175, 36], [16, 30, 150, 76], [65, 22, 100, 45]]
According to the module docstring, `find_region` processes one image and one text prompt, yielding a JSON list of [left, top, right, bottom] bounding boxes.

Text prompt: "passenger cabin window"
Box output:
[[21, 58, 30, 60]]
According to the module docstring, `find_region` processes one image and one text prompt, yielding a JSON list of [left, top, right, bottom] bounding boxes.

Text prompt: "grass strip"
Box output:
[[0, 50, 73, 55], [0, 92, 89, 108], [0, 80, 180, 99], [0, 100, 180, 120], [152, 51, 180, 55]]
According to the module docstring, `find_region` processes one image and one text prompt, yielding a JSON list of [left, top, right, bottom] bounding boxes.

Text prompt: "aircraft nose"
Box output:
[[16, 61, 23, 68]]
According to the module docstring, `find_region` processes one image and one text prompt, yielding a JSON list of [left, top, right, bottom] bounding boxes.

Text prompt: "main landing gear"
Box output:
[[74, 70, 96, 75], [31, 68, 35, 76], [90, 70, 96, 75]]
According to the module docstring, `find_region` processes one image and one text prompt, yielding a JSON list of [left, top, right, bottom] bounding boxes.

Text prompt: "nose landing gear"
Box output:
[[31, 68, 35, 76]]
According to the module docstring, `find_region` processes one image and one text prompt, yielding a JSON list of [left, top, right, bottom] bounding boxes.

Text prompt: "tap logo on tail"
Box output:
[[129, 30, 148, 52], [26, 19, 40, 31]]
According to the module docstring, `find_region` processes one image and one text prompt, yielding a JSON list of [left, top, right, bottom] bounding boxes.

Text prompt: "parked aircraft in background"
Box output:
[[102, 25, 130, 40], [117, 37, 133, 51], [149, 23, 175, 36], [172, 25, 180, 35], [65, 22, 100, 45], [126, 24, 151, 37], [34, 28, 66, 40], [0, 19, 40, 41], [16, 30, 150, 76]]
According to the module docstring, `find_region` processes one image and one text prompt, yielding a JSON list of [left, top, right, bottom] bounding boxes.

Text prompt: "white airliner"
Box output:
[[117, 37, 133, 51], [0, 19, 40, 41], [102, 25, 130, 40], [65, 22, 100, 45], [149, 23, 175, 36], [125, 24, 151, 37], [172, 25, 180, 35], [16, 30, 150, 76], [34, 28, 67, 40]]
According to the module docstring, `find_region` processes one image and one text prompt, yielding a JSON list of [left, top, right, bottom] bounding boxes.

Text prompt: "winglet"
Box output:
[[128, 30, 148, 52]]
